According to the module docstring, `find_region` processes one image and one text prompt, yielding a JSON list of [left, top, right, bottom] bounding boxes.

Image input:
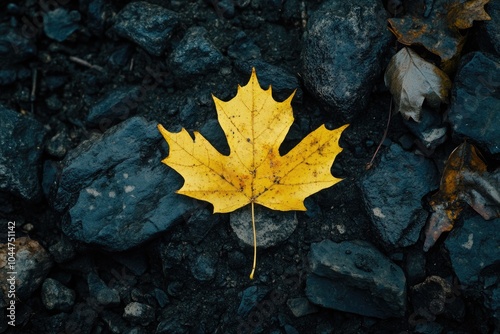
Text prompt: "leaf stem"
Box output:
[[249, 201, 257, 279]]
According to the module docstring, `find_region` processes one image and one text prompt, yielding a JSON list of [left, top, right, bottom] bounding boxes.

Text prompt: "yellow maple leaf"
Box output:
[[158, 68, 348, 278]]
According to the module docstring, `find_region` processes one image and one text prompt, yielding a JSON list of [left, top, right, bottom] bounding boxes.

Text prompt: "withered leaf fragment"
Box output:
[[424, 142, 500, 251], [388, 0, 491, 63], [385, 47, 451, 122], [448, 0, 491, 29]]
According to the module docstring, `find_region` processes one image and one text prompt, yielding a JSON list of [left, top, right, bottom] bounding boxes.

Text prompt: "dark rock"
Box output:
[[0, 24, 37, 65], [102, 310, 129, 333], [112, 1, 179, 56], [0, 68, 17, 85], [169, 27, 226, 81], [483, 274, 500, 329], [190, 253, 217, 281], [405, 249, 426, 285], [46, 131, 71, 159], [359, 144, 439, 248], [448, 52, 500, 155], [445, 215, 500, 286], [65, 302, 98, 334], [154, 288, 169, 308], [30, 313, 69, 334], [228, 250, 246, 269], [234, 60, 302, 101], [41, 278, 76, 312], [414, 322, 444, 334], [54, 117, 197, 251], [113, 250, 148, 275], [0, 105, 47, 202], [48, 236, 76, 263], [230, 205, 297, 248], [403, 107, 447, 150], [237, 285, 270, 317], [284, 324, 300, 334], [86, 86, 140, 129], [87, 272, 121, 306], [43, 8, 81, 42], [167, 281, 183, 297], [109, 44, 134, 68], [286, 297, 319, 317], [410, 276, 465, 324], [305, 240, 406, 318], [186, 207, 221, 244], [214, 0, 236, 19], [227, 31, 261, 61], [123, 302, 155, 326], [156, 318, 189, 334], [477, 0, 500, 56], [302, 0, 392, 120], [0, 237, 53, 303], [87, 0, 107, 36]]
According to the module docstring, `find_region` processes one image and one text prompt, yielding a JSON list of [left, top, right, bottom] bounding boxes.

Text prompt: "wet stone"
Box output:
[[445, 215, 500, 286], [41, 278, 76, 312], [230, 205, 298, 248], [169, 26, 225, 82], [86, 86, 140, 129], [190, 253, 217, 281], [123, 302, 155, 326], [448, 52, 500, 155], [360, 144, 439, 248], [0, 237, 53, 303], [43, 8, 81, 42], [302, 0, 392, 120], [87, 272, 121, 306], [237, 285, 270, 317], [112, 1, 179, 56], [53, 116, 197, 251], [0, 105, 47, 202], [286, 297, 319, 317], [305, 240, 406, 319]]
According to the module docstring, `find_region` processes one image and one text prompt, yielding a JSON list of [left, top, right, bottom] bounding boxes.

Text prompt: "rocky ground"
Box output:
[[0, 0, 499, 333]]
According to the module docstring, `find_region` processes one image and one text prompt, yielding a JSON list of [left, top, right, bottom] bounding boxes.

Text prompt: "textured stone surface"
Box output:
[[445, 215, 500, 286], [0, 105, 46, 202], [305, 240, 406, 318], [360, 144, 439, 248], [53, 117, 197, 251], [302, 0, 391, 119], [448, 52, 500, 155], [41, 278, 76, 312], [112, 1, 179, 56], [0, 237, 53, 303], [230, 205, 297, 248]]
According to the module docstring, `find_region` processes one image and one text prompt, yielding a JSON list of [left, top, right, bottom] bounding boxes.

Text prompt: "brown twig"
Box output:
[[366, 98, 393, 170]]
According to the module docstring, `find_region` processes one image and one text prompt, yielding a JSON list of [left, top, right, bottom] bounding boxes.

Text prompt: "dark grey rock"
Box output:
[[478, 0, 500, 56], [0, 237, 53, 303], [230, 205, 298, 248], [414, 322, 444, 334], [445, 215, 500, 286], [53, 116, 197, 251], [360, 144, 439, 248], [305, 240, 406, 318], [112, 1, 179, 56], [87, 272, 120, 306], [109, 44, 134, 68], [228, 31, 261, 61], [86, 86, 140, 129], [286, 297, 319, 317], [65, 302, 98, 334], [187, 208, 221, 244], [154, 288, 169, 308], [302, 0, 391, 120], [87, 0, 106, 36], [237, 285, 270, 317], [403, 107, 447, 150], [284, 324, 300, 334], [156, 319, 188, 334], [43, 8, 81, 42], [169, 27, 225, 81], [448, 52, 500, 155], [48, 236, 76, 263], [235, 60, 302, 101], [405, 249, 426, 285], [101, 310, 129, 333], [190, 253, 217, 281], [41, 278, 75, 312], [0, 105, 47, 202], [123, 302, 155, 326], [0, 24, 37, 65], [0, 68, 17, 86], [483, 274, 500, 329]]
